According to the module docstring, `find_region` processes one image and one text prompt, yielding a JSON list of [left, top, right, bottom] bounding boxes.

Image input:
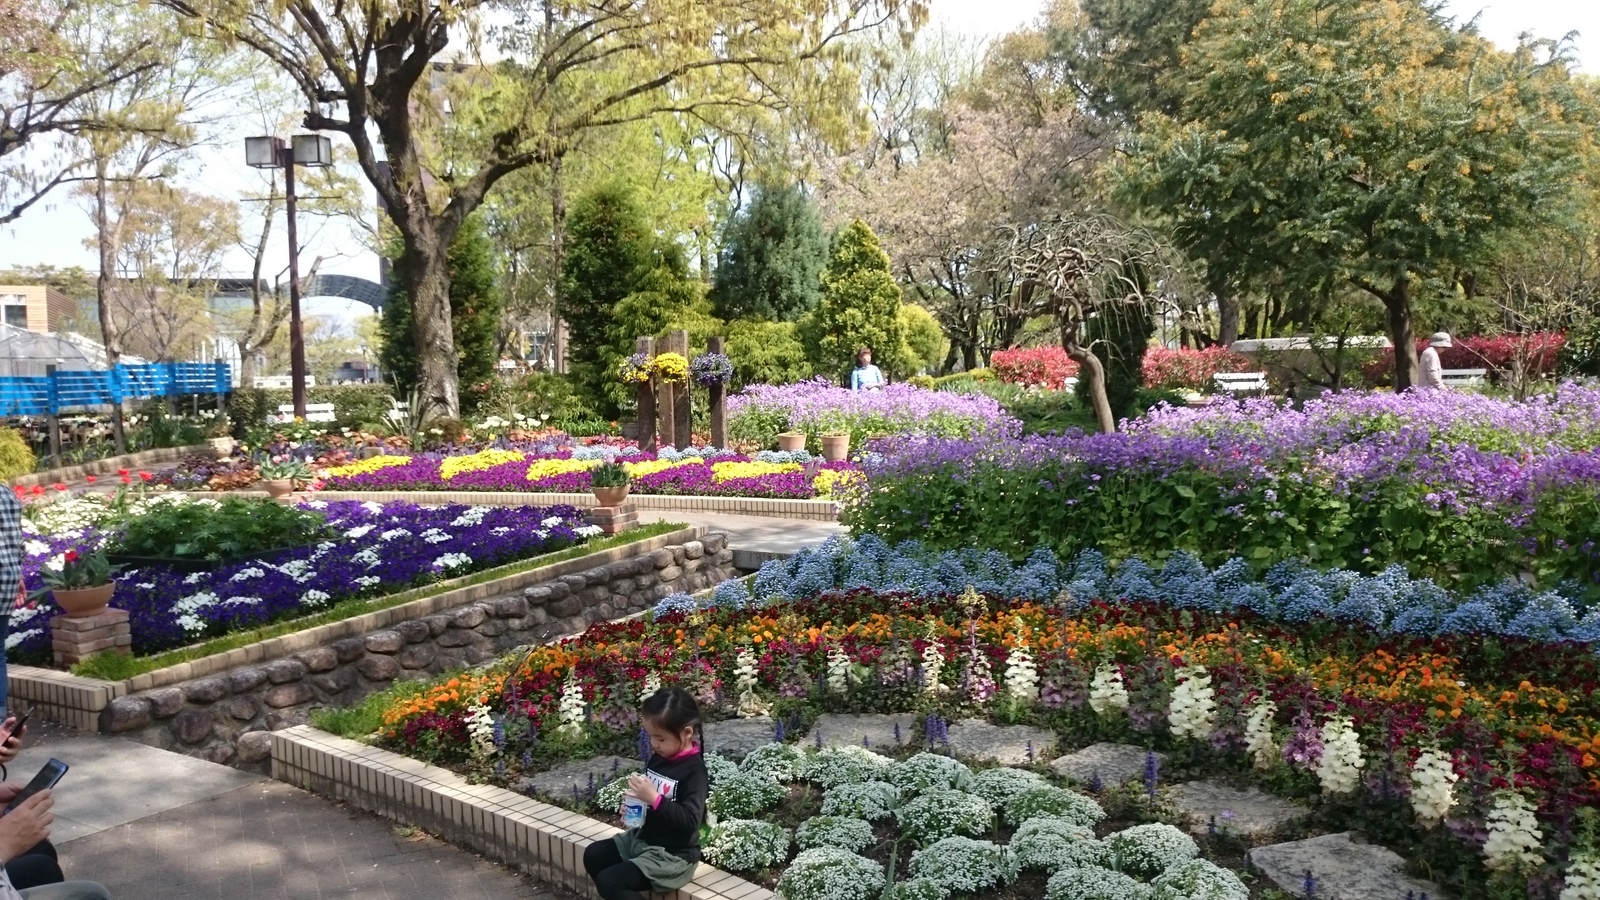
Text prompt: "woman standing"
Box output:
[[849, 347, 885, 391]]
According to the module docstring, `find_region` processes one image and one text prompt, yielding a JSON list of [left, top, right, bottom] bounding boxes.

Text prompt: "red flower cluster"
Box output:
[[991, 346, 1079, 389], [1361, 332, 1566, 384], [1141, 347, 1254, 391]]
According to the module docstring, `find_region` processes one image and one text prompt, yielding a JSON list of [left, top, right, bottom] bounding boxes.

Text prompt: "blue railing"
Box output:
[[0, 362, 231, 416]]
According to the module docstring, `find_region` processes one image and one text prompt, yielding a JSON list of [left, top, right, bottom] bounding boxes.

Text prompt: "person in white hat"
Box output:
[[1418, 332, 1451, 389]]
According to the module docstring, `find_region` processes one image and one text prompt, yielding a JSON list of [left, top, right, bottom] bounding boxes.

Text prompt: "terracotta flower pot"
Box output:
[[776, 432, 807, 452], [52, 582, 115, 618], [592, 485, 630, 507], [264, 478, 294, 499], [820, 433, 851, 462]]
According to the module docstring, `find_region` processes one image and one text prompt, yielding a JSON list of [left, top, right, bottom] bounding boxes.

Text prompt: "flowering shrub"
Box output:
[[701, 819, 791, 872], [709, 771, 787, 820], [1011, 817, 1108, 872], [1150, 860, 1249, 900], [967, 767, 1050, 808], [1002, 786, 1106, 828], [705, 753, 742, 788], [881, 878, 946, 900], [991, 347, 1079, 389], [889, 752, 973, 796], [1140, 347, 1253, 392], [619, 353, 654, 384], [894, 789, 994, 844], [741, 742, 805, 783], [794, 816, 874, 853], [1045, 866, 1153, 900], [727, 379, 1018, 450], [907, 837, 1019, 893], [691, 352, 734, 387], [776, 848, 884, 900], [653, 352, 690, 385], [1361, 333, 1567, 385], [800, 746, 894, 789], [820, 781, 901, 821], [1104, 824, 1200, 879]]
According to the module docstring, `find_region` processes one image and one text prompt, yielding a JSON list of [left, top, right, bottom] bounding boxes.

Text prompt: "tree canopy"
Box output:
[[710, 182, 829, 322]]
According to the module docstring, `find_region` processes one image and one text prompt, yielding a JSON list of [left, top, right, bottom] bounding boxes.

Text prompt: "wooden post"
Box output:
[[667, 329, 691, 449], [654, 337, 674, 455], [635, 336, 656, 452], [708, 336, 727, 450]]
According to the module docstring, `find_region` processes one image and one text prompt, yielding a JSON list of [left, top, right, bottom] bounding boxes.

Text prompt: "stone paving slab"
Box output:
[[1168, 779, 1310, 841], [517, 755, 641, 802], [945, 720, 1057, 766], [808, 713, 918, 751], [703, 717, 778, 760], [1050, 742, 1166, 788], [638, 510, 846, 562], [1248, 831, 1448, 900]]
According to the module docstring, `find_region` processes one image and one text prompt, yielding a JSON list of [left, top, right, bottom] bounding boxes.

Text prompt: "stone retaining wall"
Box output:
[[97, 533, 736, 770]]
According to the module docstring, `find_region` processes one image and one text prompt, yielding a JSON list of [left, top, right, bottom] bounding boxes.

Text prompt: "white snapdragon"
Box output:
[[1004, 636, 1039, 702], [1088, 664, 1129, 714], [1408, 747, 1459, 826], [1315, 716, 1364, 794], [921, 642, 946, 694], [1167, 665, 1217, 740], [556, 673, 586, 737], [734, 647, 760, 694], [1561, 852, 1600, 900], [1483, 791, 1544, 871], [827, 646, 852, 695], [465, 701, 497, 757], [641, 670, 662, 699], [1243, 700, 1279, 770]]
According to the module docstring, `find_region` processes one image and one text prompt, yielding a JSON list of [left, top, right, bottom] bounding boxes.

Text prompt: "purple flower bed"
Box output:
[[11, 501, 593, 664], [727, 378, 1019, 445]]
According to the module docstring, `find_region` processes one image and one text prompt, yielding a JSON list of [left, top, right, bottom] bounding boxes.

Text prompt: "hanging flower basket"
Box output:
[[691, 352, 733, 386], [653, 352, 690, 385], [619, 353, 655, 385]]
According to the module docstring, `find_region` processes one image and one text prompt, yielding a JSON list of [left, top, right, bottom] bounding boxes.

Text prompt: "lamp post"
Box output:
[[245, 133, 332, 419]]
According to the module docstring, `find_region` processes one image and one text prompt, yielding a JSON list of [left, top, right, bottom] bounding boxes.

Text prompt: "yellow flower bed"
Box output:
[[812, 468, 865, 499], [323, 455, 413, 478], [622, 458, 693, 479], [710, 461, 802, 483], [439, 449, 526, 481], [525, 458, 599, 482]]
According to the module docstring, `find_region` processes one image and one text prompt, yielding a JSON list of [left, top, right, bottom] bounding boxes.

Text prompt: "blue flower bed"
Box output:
[[13, 500, 596, 662], [655, 535, 1600, 648]]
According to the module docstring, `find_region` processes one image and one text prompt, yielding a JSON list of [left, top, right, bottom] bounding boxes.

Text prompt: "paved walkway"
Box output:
[[637, 509, 847, 568]]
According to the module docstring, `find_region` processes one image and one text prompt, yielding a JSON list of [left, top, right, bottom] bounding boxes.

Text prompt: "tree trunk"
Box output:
[[961, 342, 978, 372], [92, 166, 128, 455], [403, 230, 462, 418], [1385, 275, 1419, 392], [1066, 341, 1115, 434], [548, 153, 567, 374], [1218, 292, 1240, 346]]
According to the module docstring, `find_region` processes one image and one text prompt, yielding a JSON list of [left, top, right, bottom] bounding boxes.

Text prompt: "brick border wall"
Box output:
[[273, 726, 773, 900]]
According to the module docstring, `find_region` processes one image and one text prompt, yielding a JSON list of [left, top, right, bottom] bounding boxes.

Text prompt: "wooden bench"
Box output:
[[1213, 372, 1269, 395], [277, 403, 337, 423], [1440, 368, 1487, 388]]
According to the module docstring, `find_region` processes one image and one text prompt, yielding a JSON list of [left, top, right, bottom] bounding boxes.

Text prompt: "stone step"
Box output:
[[1247, 831, 1448, 900], [1167, 779, 1311, 842]]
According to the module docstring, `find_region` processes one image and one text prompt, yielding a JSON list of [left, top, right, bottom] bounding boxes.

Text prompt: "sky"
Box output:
[[0, 0, 1594, 329]]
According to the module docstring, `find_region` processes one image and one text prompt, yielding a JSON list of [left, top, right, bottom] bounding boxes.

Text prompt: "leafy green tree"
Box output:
[[726, 320, 814, 389], [1118, 0, 1597, 390], [604, 264, 723, 411], [1074, 305, 1153, 424], [898, 303, 946, 374], [710, 182, 828, 322], [804, 220, 909, 381], [381, 215, 502, 413], [559, 184, 655, 413]]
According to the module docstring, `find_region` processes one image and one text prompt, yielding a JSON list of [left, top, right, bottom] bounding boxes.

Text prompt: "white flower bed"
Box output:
[[968, 766, 1050, 808], [1011, 816, 1109, 873], [702, 819, 791, 873], [908, 837, 1020, 894], [742, 742, 806, 783], [794, 816, 875, 853], [882, 878, 946, 900], [821, 781, 901, 822], [776, 848, 885, 900], [1104, 823, 1200, 879], [889, 752, 974, 795], [895, 789, 994, 844], [801, 746, 894, 788], [1150, 859, 1250, 900], [1046, 865, 1153, 900], [1002, 786, 1106, 828], [709, 770, 787, 820], [706, 752, 742, 788]]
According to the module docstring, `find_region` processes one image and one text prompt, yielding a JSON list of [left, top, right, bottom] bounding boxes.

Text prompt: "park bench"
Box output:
[[277, 403, 337, 423], [1441, 368, 1487, 388], [1213, 372, 1270, 396], [1061, 376, 1079, 392]]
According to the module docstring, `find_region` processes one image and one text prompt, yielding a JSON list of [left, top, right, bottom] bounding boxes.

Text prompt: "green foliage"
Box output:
[[590, 462, 630, 488], [475, 373, 600, 428], [604, 265, 724, 410], [803, 220, 908, 381], [0, 429, 36, 481], [725, 319, 814, 390], [229, 384, 398, 434], [710, 181, 828, 322], [898, 304, 945, 375], [312, 680, 436, 738], [1074, 307, 1153, 424], [560, 183, 656, 416], [111, 498, 334, 560], [1561, 313, 1600, 378], [381, 216, 502, 415]]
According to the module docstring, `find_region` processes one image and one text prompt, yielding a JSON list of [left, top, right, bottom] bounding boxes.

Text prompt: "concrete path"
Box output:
[[637, 509, 847, 569], [27, 723, 572, 899]]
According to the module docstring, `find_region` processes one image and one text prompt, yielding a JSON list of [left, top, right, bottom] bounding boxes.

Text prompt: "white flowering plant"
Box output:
[[794, 816, 875, 853], [1564, 850, 1600, 900], [967, 767, 1050, 808], [776, 848, 885, 900], [1011, 816, 1108, 873], [894, 789, 994, 845], [1483, 790, 1544, 872], [1314, 715, 1364, 794], [881, 877, 946, 900], [1409, 746, 1459, 826], [709, 771, 787, 820], [1089, 664, 1130, 714], [1167, 665, 1216, 740], [1243, 700, 1279, 771], [908, 837, 1020, 894], [705, 752, 742, 788], [1002, 786, 1106, 828], [889, 752, 974, 796], [800, 746, 894, 789], [702, 819, 791, 872], [1104, 823, 1200, 879], [742, 742, 805, 783], [1045, 865, 1153, 900], [821, 781, 901, 822], [594, 775, 630, 813], [1150, 859, 1250, 900]]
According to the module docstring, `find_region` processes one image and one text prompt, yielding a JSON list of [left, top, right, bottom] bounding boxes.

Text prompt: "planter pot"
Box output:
[[776, 432, 807, 453], [51, 582, 115, 618], [592, 485, 631, 507], [820, 433, 850, 462], [208, 437, 235, 459], [620, 421, 640, 440], [263, 478, 294, 499]]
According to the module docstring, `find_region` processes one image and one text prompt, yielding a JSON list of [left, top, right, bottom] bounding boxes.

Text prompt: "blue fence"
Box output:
[[0, 362, 232, 416]]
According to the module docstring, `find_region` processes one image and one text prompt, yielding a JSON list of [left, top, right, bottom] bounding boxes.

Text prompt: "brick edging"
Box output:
[[11, 444, 217, 488], [272, 726, 773, 900]]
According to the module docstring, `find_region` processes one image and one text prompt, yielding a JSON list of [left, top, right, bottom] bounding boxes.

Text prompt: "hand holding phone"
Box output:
[[0, 713, 29, 766], [3, 759, 67, 815]]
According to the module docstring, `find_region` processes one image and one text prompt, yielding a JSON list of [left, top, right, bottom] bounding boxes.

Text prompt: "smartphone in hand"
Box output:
[[3, 759, 68, 814], [0, 712, 31, 745]]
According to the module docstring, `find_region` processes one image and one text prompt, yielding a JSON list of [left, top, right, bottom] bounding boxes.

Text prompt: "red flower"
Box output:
[[11, 486, 24, 498], [119, 475, 132, 485], [64, 549, 79, 564], [52, 483, 66, 492], [138, 472, 152, 481], [85, 475, 97, 484], [30, 486, 43, 496], [117, 468, 129, 477]]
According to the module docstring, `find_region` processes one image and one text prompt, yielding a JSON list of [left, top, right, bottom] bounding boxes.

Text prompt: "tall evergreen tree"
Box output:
[[804, 220, 908, 382], [559, 183, 654, 413], [710, 182, 828, 322], [381, 215, 501, 415]]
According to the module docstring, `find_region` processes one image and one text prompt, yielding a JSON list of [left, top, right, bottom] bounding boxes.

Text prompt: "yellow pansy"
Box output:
[[525, 458, 599, 482], [440, 449, 526, 481], [711, 461, 801, 483], [813, 468, 865, 499], [324, 455, 413, 478]]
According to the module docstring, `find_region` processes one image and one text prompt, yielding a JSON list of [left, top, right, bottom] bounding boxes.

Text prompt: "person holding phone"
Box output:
[[0, 786, 109, 899], [0, 716, 61, 892]]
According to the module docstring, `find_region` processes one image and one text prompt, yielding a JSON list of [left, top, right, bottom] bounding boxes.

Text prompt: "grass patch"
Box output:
[[70, 522, 689, 682], [311, 678, 435, 739]]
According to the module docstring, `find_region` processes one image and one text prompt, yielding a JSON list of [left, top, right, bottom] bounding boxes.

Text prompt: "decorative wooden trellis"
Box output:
[[633, 331, 729, 451]]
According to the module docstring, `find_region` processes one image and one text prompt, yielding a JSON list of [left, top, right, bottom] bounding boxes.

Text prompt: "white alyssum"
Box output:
[[1483, 791, 1544, 871], [907, 837, 1019, 894], [1315, 716, 1364, 795], [1561, 851, 1600, 900], [1088, 663, 1129, 714], [1243, 700, 1279, 770], [1167, 665, 1217, 740], [1409, 747, 1459, 826], [1004, 636, 1039, 701], [464, 702, 496, 757], [556, 673, 586, 737], [701, 819, 790, 873], [921, 641, 946, 694], [776, 848, 884, 900]]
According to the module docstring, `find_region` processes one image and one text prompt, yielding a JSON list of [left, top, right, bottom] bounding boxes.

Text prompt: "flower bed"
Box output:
[[318, 446, 862, 500], [846, 386, 1600, 600], [727, 379, 1019, 450], [15, 497, 598, 662], [362, 535, 1600, 898]]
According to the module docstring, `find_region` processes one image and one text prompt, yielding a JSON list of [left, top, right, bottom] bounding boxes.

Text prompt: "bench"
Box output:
[[1213, 372, 1270, 395], [1440, 368, 1487, 388], [1061, 376, 1079, 392], [277, 403, 336, 423]]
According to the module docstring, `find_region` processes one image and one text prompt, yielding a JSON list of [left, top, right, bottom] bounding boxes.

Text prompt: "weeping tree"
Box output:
[[986, 213, 1197, 433]]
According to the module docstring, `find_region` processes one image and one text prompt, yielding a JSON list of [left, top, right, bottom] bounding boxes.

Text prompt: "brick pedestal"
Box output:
[[585, 503, 638, 536], [51, 608, 132, 666]]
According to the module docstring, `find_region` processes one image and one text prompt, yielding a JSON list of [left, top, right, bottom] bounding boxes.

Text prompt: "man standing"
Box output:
[[1418, 332, 1451, 390], [0, 484, 22, 712]]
